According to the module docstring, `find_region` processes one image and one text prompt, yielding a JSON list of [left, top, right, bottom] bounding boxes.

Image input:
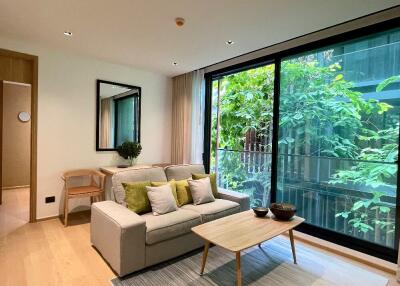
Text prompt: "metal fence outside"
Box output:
[[214, 148, 396, 248]]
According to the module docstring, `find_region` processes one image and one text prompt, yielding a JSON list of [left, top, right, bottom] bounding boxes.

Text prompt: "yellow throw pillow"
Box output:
[[192, 173, 219, 198], [150, 180, 179, 206], [122, 181, 151, 214], [175, 179, 192, 207]]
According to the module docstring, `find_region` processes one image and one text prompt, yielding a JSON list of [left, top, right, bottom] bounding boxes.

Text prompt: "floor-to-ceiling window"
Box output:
[[210, 63, 275, 207], [277, 28, 400, 251], [205, 20, 400, 261]]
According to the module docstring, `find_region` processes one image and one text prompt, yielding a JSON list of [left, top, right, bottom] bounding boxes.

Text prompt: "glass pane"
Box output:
[[116, 96, 135, 146], [277, 28, 400, 248], [211, 64, 275, 207]]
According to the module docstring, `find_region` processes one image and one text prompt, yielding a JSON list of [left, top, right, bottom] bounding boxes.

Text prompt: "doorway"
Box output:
[[0, 48, 38, 223], [0, 81, 31, 234]]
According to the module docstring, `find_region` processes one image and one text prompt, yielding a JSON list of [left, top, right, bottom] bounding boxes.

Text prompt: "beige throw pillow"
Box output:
[[146, 184, 178, 216], [188, 177, 215, 205]]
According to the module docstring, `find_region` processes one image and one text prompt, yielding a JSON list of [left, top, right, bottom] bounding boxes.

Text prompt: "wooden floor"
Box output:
[[0, 188, 397, 286], [0, 188, 114, 286]]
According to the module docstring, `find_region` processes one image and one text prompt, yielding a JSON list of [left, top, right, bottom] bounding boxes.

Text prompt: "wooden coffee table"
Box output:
[[191, 210, 305, 286]]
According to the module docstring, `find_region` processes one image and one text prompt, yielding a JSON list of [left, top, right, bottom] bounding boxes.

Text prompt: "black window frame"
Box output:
[[203, 16, 400, 262]]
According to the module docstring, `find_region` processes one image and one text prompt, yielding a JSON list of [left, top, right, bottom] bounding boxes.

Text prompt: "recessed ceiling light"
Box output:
[[63, 31, 73, 37], [225, 40, 235, 45], [172, 62, 178, 66]]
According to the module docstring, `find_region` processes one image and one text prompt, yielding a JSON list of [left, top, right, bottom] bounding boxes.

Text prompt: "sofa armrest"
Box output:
[[218, 188, 250, 212], [91, 201, 146, 276]]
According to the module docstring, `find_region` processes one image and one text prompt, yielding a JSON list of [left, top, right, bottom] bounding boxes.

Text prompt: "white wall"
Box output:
[[0, 36, 172, 219]]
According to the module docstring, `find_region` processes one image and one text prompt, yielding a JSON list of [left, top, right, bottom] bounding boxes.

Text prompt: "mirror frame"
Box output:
[[96, 79, 141, 151]]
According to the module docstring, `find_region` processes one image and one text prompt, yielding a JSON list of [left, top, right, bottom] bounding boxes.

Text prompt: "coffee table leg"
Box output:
[[289, 230, 297, 264], [236, 251, 242, 286], [200, 241, 210, 275]]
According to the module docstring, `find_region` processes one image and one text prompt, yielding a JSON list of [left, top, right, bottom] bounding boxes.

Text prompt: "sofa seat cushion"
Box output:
[[181, 199, 240, 223], [142, 209, 202, 245]]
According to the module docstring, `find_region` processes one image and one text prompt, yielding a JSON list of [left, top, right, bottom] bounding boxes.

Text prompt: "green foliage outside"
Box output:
[[212, 58, 399, 235], [211, 65, 274, 207]]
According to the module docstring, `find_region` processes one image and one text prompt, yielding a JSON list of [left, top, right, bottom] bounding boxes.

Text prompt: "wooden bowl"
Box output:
[[270, 203, 296, 220], [252, 207, 269, 217]]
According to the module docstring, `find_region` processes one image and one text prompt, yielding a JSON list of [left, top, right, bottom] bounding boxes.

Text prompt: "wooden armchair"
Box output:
[[62, 169, 106, 226]]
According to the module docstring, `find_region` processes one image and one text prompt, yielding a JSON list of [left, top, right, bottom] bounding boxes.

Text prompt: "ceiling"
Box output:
[[0, 0, 399, 76], [99, 83, 132, 99]]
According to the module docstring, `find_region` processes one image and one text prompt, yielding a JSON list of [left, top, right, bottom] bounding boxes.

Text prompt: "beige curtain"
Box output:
[[100, 98, 111, 148], [171, 73, 193, 164]]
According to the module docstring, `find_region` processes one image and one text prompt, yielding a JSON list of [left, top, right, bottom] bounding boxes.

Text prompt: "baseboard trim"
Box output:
[[36, 210, 91, 222], [35, 215, 61, 222], [286, 230, 397, 275]]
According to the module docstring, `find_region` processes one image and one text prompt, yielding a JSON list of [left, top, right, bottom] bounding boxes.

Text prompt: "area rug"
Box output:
[[111, 236, 389, 286]]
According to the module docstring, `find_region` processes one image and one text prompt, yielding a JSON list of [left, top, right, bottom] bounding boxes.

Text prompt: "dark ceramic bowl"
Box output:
[[252, 207, 269, 218], [270, 203, 296, 220], [117, 165, 129, 168]]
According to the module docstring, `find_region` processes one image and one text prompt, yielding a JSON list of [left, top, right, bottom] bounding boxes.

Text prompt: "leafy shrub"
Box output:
[[117, 141, 142, 165]]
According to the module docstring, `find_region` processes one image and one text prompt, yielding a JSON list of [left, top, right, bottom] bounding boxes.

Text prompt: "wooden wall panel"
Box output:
[[2, 82, 31, 188], [0, 48, 37, 221], [0, 81, 2, 204], [0, 55, 33, 84]]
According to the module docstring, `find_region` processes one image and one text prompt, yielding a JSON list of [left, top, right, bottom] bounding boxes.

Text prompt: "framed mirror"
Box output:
[[96, 80, 141, 151]]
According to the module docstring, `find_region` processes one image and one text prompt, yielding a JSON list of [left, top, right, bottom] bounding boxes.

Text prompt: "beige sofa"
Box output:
[[90, 164, 250, 276]]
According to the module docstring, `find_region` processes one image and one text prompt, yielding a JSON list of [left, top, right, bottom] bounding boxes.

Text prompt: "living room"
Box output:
[[1, 1, 400, 286]]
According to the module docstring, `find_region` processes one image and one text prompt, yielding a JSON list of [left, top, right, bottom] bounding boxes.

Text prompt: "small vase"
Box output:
[[128, 157, 137, 166]]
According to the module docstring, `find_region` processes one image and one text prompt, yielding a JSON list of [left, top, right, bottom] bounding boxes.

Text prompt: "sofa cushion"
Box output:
[[188, 177, 215, 205], [164, 164, 205, 181], [112, 167, 167, 204], [146, 184, 178, 216], [123, 181, 152, 214], [175, 179, 193, 206], [181, 199, 240, 223], [142, 209, 202, 245], [151, 180, 179, 206], [192, 173, 219, 198]]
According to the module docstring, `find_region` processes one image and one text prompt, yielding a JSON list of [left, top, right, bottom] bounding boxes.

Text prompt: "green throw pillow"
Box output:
[[175, 179, 192, 207], [192, 173, 219, 198], [122, 181, 151, 214], [151, 180, 179, 206]]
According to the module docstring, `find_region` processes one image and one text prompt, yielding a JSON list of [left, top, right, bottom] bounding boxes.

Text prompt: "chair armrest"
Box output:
[[92, 169, 106, 178], [91, 201, 146, 276], [218, 188, 250, 212]]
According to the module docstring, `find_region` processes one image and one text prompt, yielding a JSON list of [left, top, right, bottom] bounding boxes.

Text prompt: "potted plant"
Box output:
[[116, 141, 142, 167]]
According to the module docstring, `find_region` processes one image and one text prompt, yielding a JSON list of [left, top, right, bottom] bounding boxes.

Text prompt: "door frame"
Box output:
[[0, 48, 38, 222]]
